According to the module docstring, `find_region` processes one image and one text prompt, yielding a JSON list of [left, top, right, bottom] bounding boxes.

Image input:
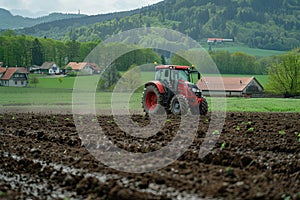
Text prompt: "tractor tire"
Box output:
[[191, 97, 208, 116], [170, 95, 188, 115], [142, 85, 164, 114], [199, 97, 208, 116]]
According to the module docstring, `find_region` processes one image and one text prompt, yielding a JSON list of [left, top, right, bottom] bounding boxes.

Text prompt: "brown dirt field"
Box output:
[[0, 112, 300, 200]]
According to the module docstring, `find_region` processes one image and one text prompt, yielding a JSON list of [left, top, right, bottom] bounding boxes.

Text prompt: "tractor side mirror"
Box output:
[[198, 72, 201, 80]]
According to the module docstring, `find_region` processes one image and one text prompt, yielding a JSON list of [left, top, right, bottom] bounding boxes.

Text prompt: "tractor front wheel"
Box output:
[[142, 85, 164, 114], [170, 95, 188, 115], [191, 97, 208, 115], [200, 97, 208, 115]]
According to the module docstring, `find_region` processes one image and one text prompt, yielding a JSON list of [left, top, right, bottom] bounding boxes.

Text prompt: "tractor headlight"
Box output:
[[192, 88, 200, 93]]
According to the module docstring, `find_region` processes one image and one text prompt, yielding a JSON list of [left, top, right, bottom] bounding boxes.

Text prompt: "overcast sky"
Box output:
[[0, 0, 163, 17]]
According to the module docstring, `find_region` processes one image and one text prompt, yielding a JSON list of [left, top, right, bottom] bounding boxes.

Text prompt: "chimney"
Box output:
[[240, 80, 243, 85]]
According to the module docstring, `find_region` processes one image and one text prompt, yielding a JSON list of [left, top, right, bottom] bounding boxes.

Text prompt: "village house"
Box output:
[[40, 62, 60, 74], [0, 67, 29, 87], [66, 62, 101, 75], [197, 76, 264, 97], [30, 62, 60, 75]]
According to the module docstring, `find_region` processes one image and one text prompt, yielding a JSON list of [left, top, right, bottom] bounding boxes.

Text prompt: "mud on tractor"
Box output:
[[142, 65, 208, 115]]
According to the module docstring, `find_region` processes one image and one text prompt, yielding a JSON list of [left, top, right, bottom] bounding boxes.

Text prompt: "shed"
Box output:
[[197, 76, 264, 97]]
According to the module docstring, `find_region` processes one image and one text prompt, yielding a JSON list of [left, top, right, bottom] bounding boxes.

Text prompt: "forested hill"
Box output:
[[0, 8, 86, 30], [18, 9, 141, 41], [18, 0, 300, 51]]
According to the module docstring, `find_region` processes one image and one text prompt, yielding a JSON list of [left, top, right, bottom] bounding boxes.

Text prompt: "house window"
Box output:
[[15, 81, 17, 85], [21, 81, 24, 85]]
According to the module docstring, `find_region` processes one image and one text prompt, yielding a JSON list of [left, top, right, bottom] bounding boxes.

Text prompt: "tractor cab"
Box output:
[[154, 65, 202, 98], [154, 65, 201, 88]]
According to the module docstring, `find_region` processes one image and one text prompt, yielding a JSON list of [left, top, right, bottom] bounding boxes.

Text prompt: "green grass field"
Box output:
[[29, 73, 269, 89], [0, 69, 296, 113], [200, 43, 286, 57], [0, 85, 299, 113]]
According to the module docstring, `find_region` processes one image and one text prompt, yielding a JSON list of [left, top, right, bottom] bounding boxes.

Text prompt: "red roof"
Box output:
[[197, 76, 262, 92], [67, 62, 88, 70], [0, 67, 28, 80], [207, 38, 223, 42], [0, 67, 6, 74]]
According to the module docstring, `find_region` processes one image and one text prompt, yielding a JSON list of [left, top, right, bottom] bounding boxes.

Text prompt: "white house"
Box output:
[[40, 62, 60, 74]]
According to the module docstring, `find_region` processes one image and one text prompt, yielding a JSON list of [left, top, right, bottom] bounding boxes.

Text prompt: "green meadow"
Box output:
[[200, 44, 286, 57], [0, 73, 299, 113]]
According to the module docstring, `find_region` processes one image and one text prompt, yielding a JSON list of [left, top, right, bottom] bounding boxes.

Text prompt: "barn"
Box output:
[[197, 76, 264, 97]]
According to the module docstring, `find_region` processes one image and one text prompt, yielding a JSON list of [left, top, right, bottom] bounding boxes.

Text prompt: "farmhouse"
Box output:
[[0, 67, 29, 87], [197, 76, 264, 97], [30, 62, 60, 75], [66, 62, 101, 75], [40, 62, 60, 74]]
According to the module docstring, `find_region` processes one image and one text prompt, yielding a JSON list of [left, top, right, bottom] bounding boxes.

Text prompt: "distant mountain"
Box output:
[[0, 8, 86, 30], [14, 0, 300, 51], [10, 9, 49, 18]]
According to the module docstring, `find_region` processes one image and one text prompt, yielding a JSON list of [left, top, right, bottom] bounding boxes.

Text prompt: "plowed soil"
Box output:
[[0, 112, 300, 200]]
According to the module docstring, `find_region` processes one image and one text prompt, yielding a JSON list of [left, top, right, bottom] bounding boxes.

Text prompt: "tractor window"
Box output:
[[164, 69, 169, 77], [155, 69, 170, 81], [155, 69, 163, 80], [190, 72, 200, 84], [178, 70, 189, 81], [171, 70, 188, 82]]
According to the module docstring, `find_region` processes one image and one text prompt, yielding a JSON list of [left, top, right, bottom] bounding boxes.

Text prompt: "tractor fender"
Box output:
[[145, 81, 165, 93]]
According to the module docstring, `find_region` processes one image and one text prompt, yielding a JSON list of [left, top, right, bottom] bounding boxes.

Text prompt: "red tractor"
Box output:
[[142, 65, 208, 115]]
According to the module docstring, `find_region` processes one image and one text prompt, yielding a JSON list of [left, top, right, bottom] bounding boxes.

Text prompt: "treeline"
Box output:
[[0, 29, 275, 75], [0, 30, 100, 67], [0, 31, 162, 71], [209, 51, 273, 74], [171, 50, 275, 75]]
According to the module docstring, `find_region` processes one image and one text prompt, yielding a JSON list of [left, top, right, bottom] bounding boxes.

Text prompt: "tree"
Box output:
[[171, 53, 192, 66], [231, 52, 257, 74], [98, 65, 121, 91], [267, 49, 300, 97], [114, 64, 142, 92], [31, 38, 43, 66], [65, 40, 80, 62], [30, 77, 39, 88]]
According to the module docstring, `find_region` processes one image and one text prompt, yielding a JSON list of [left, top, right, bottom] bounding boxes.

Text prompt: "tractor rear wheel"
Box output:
[[142, 85, 164, 114], [170, 95, 188, 115]]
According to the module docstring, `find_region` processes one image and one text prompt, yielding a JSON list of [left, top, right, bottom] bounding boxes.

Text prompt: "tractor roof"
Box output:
[[155, 65, 190, 70]]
